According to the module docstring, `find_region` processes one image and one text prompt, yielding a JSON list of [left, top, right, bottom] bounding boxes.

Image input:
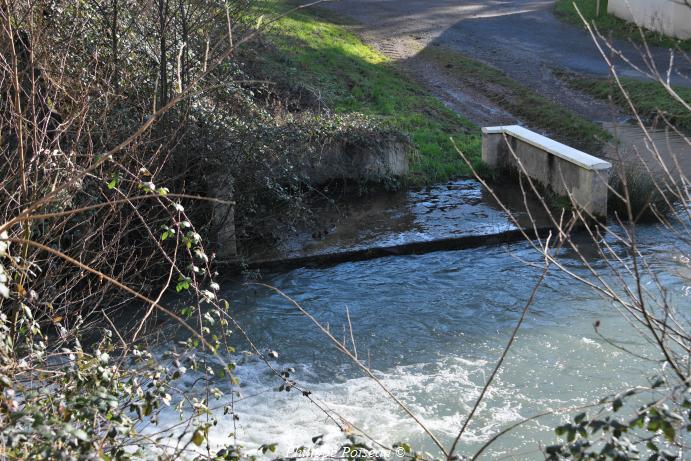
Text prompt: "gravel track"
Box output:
[[323, 0, 690, 128]]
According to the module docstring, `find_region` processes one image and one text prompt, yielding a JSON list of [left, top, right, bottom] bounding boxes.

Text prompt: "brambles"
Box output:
[[0, 0, 420, 458]]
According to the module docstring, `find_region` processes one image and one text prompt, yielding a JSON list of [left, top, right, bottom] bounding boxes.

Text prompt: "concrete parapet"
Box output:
[[482, 125, 612, 217]]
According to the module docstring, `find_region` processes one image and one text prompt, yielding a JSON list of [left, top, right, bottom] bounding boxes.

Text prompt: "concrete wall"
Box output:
[[210, 139, 409, 261], [608, 0, 691, 40], [482, 126, 612, 217], [306, 140, 409, 184]]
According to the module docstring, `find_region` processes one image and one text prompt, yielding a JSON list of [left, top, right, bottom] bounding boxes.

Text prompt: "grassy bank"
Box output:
[[420, 46, 610, 153], [558, 73, 691, 130], [253, 2, 482, 183], [554, 0, 691, 51]]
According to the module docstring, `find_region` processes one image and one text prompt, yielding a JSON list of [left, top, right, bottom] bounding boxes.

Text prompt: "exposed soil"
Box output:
[[403, 40, 519, 127]]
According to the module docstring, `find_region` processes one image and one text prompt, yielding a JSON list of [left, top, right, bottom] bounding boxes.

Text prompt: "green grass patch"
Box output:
[[420, 46, 610, 153], [249, 1, 482, 183], [558, 72, 691, 130], [554, 0, 691, 51]]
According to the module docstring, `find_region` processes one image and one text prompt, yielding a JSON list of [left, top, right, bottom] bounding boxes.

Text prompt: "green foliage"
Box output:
[[0, 304, 257, 460], [1, 1, 276, 458], [554, 0, 691, 51], [1, 317, 163, 459], [176, 276, 192, 292], [0, 213, 246, 460], [548, 379, 688, 460]]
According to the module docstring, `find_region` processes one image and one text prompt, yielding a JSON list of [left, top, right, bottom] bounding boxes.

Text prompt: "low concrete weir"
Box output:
[[220, 225, 561, 274], [482, 125, 612, 218]]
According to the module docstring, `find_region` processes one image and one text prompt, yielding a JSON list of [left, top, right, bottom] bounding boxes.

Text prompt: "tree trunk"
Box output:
[[158, 0, 169, 110], [111, 0, 119, 92]]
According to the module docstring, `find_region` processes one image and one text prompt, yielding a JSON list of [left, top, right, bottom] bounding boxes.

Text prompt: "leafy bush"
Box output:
[[548, 377, 688, 460]]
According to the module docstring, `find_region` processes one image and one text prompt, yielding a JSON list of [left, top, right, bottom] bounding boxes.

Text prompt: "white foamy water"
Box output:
[[155, 224, 688, 460]]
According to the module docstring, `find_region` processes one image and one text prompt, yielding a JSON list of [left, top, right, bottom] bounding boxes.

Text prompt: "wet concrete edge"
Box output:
[[218, 226, 562, 275]]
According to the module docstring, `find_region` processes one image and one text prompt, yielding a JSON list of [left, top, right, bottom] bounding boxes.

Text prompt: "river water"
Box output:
[[157, 222, 689, 460]]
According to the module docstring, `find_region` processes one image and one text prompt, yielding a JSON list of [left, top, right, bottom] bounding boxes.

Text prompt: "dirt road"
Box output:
[[323, 0, 690, 129]]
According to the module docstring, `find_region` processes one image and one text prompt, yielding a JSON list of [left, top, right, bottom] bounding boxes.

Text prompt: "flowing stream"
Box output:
[[155, 223, 689, 460]]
